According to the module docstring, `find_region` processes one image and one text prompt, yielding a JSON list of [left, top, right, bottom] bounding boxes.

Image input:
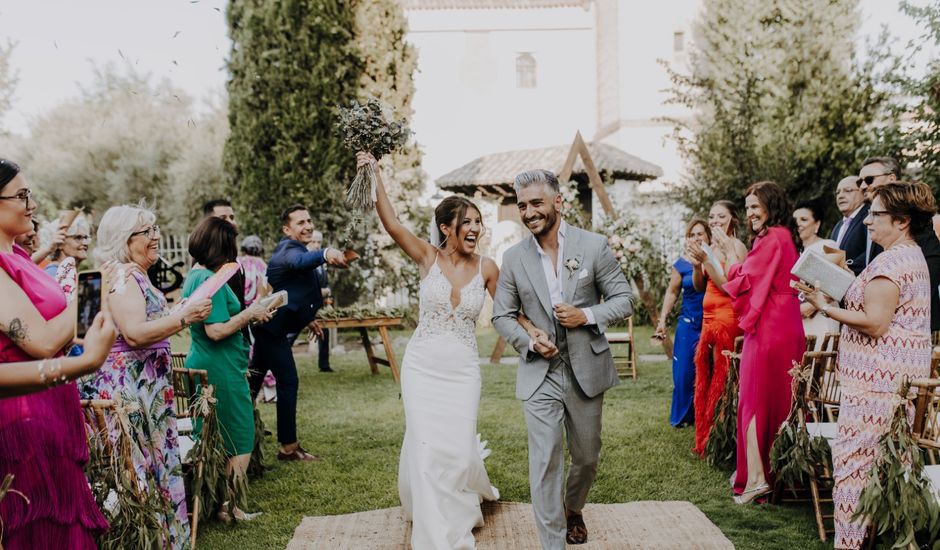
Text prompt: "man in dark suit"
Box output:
[[248, 205, 348, 461], [830, 175, 869, 275], [861, 157, 940, 332]]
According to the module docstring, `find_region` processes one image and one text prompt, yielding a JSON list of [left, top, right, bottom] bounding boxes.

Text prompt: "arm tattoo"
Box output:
[[2, 318, 29, 346]]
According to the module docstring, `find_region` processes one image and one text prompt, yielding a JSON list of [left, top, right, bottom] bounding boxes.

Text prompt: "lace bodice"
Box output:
[[412, 258, 485, 352]]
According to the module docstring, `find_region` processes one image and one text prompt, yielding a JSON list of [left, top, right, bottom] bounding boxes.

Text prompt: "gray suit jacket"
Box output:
[[492, 225, 633, 400]]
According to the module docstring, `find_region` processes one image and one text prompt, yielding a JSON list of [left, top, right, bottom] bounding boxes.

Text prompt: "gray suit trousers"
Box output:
[[523, 358, 603, 550]]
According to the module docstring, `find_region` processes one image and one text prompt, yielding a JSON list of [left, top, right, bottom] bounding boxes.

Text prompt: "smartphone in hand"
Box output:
[[76, 270, 104, 339]]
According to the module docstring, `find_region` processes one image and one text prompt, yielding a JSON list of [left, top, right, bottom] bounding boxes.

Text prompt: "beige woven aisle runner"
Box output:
[[286, 501, 735, 549]]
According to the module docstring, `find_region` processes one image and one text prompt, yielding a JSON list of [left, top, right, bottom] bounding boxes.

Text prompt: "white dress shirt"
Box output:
[[836, 205, 864, 247], [528, 221, 595, 352]]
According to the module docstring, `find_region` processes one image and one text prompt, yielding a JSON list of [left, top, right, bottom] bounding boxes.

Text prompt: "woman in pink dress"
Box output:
[[805, 182, 934, 549], [0, 159, 110, 549], [721, 181, 804, 504]]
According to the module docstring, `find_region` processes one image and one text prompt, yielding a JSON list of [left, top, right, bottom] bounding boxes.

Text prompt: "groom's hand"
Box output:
[[554, 303, 587, 328]]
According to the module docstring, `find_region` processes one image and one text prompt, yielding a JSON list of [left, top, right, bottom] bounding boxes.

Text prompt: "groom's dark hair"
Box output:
[[513, 169, 559, 195]]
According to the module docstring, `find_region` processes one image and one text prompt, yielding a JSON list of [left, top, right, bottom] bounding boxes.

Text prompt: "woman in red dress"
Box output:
[[688, 200, 748, 456], [722, 181, 804, 503]]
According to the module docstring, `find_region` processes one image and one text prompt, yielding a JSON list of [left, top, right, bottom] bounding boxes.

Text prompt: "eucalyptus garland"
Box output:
[[247, 405, 267, 479], [854, 381, 940, 549], [188, 385, 248, 523], [335, 98, 412, 210], [705, 351, 739, 470], [770, 361, 832, 493], [317, 305, 404, 321], [85, 398, 182, 550]]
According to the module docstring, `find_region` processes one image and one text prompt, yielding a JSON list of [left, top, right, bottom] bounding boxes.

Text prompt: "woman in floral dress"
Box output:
[[80, 204, 212, 549]]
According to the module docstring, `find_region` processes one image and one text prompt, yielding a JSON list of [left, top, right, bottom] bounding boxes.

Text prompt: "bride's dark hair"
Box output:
[[434, 196, 484, 247]]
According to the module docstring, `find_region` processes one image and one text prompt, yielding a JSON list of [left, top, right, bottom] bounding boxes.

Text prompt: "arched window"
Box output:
[[516, 53, 536, 89]]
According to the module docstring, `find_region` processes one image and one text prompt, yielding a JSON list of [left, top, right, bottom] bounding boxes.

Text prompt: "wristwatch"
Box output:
[[820, 304, 833, 318]]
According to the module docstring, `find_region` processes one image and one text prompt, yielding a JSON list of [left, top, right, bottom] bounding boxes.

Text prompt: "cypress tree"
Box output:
[[224, 0, 361, 242]]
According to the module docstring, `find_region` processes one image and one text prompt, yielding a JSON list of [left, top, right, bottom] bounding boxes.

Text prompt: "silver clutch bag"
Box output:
[[791, 250, 856, 302]]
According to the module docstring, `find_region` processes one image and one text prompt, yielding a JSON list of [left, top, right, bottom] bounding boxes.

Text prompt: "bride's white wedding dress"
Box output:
[[399, 255, 499, 549]]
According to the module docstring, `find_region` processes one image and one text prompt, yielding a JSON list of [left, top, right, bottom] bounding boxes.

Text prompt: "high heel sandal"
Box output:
[[732, 482, 771, 505]]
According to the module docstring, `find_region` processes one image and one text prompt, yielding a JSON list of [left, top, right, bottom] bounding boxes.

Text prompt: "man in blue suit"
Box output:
[[248, 205, 349, 462], [830, 175, 869, 275]]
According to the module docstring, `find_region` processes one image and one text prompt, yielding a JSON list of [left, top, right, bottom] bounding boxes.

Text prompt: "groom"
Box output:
[[493, 169, 632, 549]]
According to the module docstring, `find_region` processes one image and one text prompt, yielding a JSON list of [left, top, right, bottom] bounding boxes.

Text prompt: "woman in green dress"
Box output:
[[182, 216, 272, 520]]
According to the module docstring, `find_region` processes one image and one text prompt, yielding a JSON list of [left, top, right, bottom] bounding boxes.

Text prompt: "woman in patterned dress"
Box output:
[[80, 204, 213, 549], [805, 182, 935, 549], [655, 218, 709, 427]]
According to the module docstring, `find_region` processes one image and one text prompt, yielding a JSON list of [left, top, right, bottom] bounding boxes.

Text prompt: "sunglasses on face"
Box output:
[[856, 173, 892, 187]]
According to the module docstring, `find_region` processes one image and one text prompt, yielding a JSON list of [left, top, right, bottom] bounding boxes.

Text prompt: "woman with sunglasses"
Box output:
[[0, 159, 111, 549], [80, 204, 213, 549]]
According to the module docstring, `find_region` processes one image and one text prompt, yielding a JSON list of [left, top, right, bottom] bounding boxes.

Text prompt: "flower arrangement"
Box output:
[[598, 215, 656, 288], [559, 180, 591, 228], [335, 98, 412, 210]]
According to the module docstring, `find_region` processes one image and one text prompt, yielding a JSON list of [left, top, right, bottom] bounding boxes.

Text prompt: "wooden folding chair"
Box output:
[[800, 350, 840, 541], [804, 334, 817, 353], [931, 348, 940, 378], [820, 332, 840, 354], [911, 378, 940, 471], [170, 366, 209, 549], [606, 317, 637, 379]]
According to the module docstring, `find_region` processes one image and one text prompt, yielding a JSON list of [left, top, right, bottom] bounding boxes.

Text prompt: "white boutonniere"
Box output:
[[565, 256, 581, 275]]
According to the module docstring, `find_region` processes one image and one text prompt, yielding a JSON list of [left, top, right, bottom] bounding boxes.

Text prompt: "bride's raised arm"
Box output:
[[358, 152, 437, 269]]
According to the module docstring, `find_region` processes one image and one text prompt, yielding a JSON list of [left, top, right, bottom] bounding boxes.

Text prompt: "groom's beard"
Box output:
[[524, 210, 559, 237]]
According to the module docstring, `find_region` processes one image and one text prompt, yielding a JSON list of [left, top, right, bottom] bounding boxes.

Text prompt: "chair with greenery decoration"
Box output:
[[770, 352, 835, 541], [800, 351, 840, 541], [804, 334, 817, 353], [911, 378, 940, 488], [170, 367, 209, 548]]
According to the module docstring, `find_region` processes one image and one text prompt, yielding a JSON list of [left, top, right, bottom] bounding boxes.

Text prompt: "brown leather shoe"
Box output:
[[277, 446, 321, 462], [566, 511, 588, 545]]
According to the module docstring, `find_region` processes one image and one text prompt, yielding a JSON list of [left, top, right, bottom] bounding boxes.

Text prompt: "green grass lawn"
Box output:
[[189, 325, 828, 550]]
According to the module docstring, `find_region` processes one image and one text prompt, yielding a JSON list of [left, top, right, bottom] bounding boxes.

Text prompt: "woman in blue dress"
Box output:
[[655, 218, 709, 427]]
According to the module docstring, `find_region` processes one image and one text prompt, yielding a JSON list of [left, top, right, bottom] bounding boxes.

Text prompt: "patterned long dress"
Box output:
[[833, 244, 931, 549], [79, 271, 191, 549]]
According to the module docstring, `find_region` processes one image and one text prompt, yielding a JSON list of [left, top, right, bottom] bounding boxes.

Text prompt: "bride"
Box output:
[[359, 152, 542, 549]]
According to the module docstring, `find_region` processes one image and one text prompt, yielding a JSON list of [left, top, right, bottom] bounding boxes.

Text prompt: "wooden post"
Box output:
[[557, 131, 616, 217]]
